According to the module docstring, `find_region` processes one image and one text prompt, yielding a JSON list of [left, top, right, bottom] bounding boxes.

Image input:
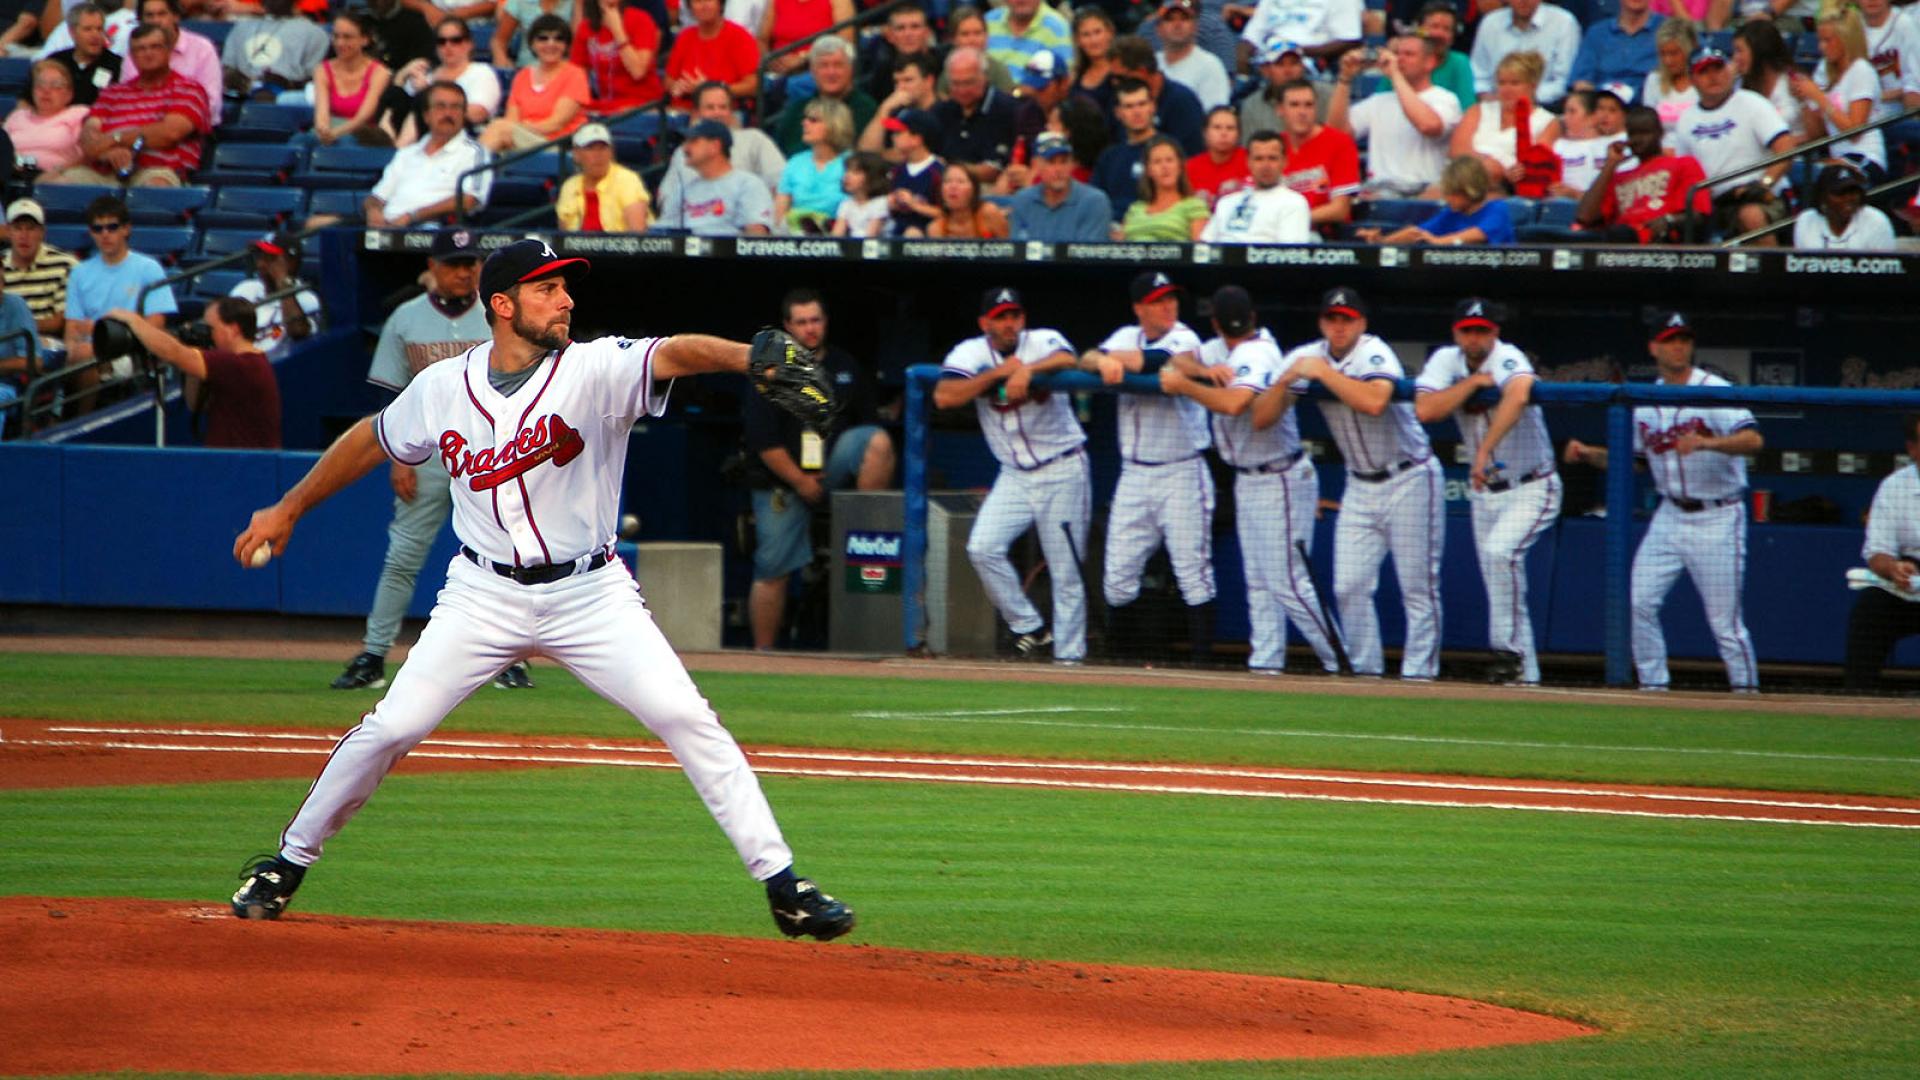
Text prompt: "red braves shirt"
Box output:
[[573, 9, 663, 112], [664, 20, 761, 110], [1280, 125, 1361, 209], [89, 71, 211, 177], [1597, 153, 1710, 231], [1186, 147, 1250, 204]]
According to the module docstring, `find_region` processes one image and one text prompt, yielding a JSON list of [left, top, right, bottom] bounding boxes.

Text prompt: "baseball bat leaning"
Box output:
[[1296, 539, 1353, 676]]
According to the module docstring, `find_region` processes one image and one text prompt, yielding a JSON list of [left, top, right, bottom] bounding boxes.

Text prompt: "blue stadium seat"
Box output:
[[131, 224, 198, 265], [1357, 198, 1438, 226], [606, 111, 665, 139], [290, 144, 395, 188], [193, 268, 249, 299], [221, 102, 314, 142], [1702, 30, 1734, 54], [33, 184, 119, 224], [469, 20, 495, 55], [45, 222, 92, 256], [0, 56, 30, 98], [196, 185, 309, 229], [183, 19, 234, 53], [1793, 33, 1822, 68], [306, 188, 364, 219], [1503, 197, 1537, 232], [1535, 198, 1580, 228], [202, 143, 304, 185], [198, 227, 265, 262], [127, 185, 212, 225]]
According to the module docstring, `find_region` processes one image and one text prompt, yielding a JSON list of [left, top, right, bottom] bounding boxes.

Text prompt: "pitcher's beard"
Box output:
[[515, 311, 570, 351]]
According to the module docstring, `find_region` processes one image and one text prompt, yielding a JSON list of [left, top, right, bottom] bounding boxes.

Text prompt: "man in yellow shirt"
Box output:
[[556, 123, 652, 232]]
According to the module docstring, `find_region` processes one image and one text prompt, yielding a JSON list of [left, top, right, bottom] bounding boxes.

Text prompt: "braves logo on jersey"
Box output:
[[1640, 416, 1709, 454], [441, 415, 586, 491]]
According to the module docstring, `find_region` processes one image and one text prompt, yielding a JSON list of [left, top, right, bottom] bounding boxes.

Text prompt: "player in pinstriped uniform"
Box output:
[[1082, 271, 1218, 662], [1284, 287, 1445, 679], [1565, 311, 1763, 691], [934, 287, 1091, 664], [1414, 299, 1562, 685], [1158, 285, 1346, 674]]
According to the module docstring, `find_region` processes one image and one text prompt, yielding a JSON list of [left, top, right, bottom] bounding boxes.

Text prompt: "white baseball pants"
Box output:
[[1103, 457, 1217, 608], [1332, 459, 1445, 678], [1631, 499, 1757, 690], [965, 452, 1092, 661], [1470, 473, 1562, 684], [280, 554, 795, 879], [1235, 459, 1343, 672]]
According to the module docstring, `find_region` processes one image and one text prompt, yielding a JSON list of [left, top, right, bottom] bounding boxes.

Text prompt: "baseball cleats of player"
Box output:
[[1012, 628, 1053, 659], [231, 854, 306, 920], [330, 652, 387, 690], [493, 662, 534, 689], [768, 877, 856, 941], [1485, 650, 1526, 685]]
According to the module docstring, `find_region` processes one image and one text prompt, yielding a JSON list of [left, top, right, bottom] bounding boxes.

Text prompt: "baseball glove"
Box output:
[[749, 328, 835, 428]]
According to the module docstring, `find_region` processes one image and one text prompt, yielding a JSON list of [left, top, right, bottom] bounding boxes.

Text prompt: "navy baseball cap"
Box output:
[[1208, 285, 1256, 336], [1651, 310, 1693, 341], [1453, 297, 1500, 331], [1130, 270, 1182, 304], [1320, 286, 1368, 320], [429, 227, 483, 262], [884, 108, 942, 142], [1815, 161, 1869, 194], [1033, 131, 1074, 159], [687, 118, 733, 151], [1689, 46, 1730, 72], [480, 238, 590, 304], [980, 286, 1024, 317], [253, 230, 301, 261], [1022, 49, 1065, 89]]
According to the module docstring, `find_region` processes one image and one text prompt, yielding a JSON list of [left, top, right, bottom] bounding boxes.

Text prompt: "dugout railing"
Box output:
[[900, 367, 1920, 688]]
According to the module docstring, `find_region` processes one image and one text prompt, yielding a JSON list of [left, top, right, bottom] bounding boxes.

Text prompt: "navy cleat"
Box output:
[[768, 877, 855, 941], [231, 854, 306, 920]]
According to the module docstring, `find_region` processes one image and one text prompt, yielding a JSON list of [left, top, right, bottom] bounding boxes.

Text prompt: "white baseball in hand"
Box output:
[[249, 545, 272, 569]]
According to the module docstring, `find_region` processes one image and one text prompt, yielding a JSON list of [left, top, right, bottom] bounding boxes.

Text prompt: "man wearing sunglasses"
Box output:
[[59, 195, 178, 413]]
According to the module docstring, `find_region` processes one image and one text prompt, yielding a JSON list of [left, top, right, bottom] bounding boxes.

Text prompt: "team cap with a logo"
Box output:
[[1453, 297, 1500, 331], [430, 228, 483, 262], [481, 239, 591, 303], [1650, 310, 1693, 341], [1208, 285, 1256, 336], [1319, 287, 1368, 319], [1129, 270, 1182, 304], [980, 286, 1024, 317]]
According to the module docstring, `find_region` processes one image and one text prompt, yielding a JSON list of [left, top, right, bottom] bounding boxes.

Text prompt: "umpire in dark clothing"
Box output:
[[742, 288, 895, 650], [1844, 413, 1920, 691]]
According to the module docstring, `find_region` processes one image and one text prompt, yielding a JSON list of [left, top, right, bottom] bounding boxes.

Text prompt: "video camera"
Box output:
[[93, 316, 215, 376]]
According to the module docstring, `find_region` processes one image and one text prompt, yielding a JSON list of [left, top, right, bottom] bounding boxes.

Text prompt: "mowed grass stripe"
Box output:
[[2, 768, 1917, 1079]]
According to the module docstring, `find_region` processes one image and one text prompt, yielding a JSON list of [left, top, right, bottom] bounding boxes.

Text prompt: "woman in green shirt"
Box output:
[[1118, 135, 1210, 241]]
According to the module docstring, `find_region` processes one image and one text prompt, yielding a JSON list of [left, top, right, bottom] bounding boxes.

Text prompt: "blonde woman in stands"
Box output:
[[1448, 50, 1559, 195], [4, 60, 89, 174], [308, 12, 393, 146], [481, 14, 589, 151], [1642, 15, 1698, 134], [1790, 6, 1886, 182]]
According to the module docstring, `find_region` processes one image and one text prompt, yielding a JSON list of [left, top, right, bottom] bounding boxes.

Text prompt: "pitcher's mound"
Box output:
[[0, 896, 1593, 1074]]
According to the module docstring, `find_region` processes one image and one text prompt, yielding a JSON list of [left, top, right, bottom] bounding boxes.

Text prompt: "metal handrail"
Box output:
[[1682, 102, 1920, 243], [454, 94, 671, 224], [751, 0, 910, 127], [1722, 167, 1920, 247], [0, 326, 45, 436]]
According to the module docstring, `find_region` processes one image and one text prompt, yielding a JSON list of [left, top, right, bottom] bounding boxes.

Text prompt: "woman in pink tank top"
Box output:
[[312, 12, 394, 146]]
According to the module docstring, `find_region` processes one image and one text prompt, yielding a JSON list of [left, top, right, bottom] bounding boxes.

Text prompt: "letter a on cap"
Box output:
[[1467, 301, 1484, 318]]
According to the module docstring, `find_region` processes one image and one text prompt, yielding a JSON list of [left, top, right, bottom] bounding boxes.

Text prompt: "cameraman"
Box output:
[[101, 297, 281, 448]]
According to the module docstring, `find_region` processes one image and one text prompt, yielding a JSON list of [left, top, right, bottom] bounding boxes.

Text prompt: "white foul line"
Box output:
[[14, 727, 1920, 831]]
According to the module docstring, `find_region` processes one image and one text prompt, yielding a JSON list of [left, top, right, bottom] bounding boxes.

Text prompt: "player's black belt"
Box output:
[[1016, 446, 1084, 472], [1237, 450, 1305, 475], [1127, 454, 1202, 466], [462, 545, 614, 585], [1349, 458, 1424, 483], [1668, 494, 1745, 513], [1482, 467, 1555, 493]]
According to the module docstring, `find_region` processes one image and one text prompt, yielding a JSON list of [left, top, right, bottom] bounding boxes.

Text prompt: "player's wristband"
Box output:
[[1140, 348, 1172, 373]]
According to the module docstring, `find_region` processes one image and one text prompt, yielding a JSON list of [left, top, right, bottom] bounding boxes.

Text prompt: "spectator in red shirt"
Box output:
[[1186, 105, 1250, 205], [666, 0, 762, 110], [57, 22, 211, 187], [1574, 104, 1709, 243], [574, 0, 663, 114], [1274, 79, 1360, 229], [102, 296, 282, 448]]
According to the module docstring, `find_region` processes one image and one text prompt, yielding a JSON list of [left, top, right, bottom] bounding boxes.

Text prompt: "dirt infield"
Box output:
[[0, 896, 1595, 1075]]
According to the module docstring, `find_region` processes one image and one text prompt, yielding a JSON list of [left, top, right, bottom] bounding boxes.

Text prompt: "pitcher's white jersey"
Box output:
[[941, 328, 1085, 470], [375, 335, 672, 567], [1100, 322, 1211, 463], [1415, 340, 1554, 478], [1286, 333, 1431, 472], [1632, 367, 1757, 502], [1204, 329, 1305, 467]]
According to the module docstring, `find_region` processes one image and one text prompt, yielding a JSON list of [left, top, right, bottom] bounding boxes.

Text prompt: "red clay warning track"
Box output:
[[0, 896, 1594, 1075], [2, 719, 1915, 829]]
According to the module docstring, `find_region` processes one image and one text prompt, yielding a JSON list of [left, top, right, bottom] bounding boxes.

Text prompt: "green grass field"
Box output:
[[3, 652, 1917, 1079]]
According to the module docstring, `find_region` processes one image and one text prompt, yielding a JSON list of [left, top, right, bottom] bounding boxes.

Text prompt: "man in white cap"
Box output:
[[557, 122, 651, 232], [1, 198, 78, 353]]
